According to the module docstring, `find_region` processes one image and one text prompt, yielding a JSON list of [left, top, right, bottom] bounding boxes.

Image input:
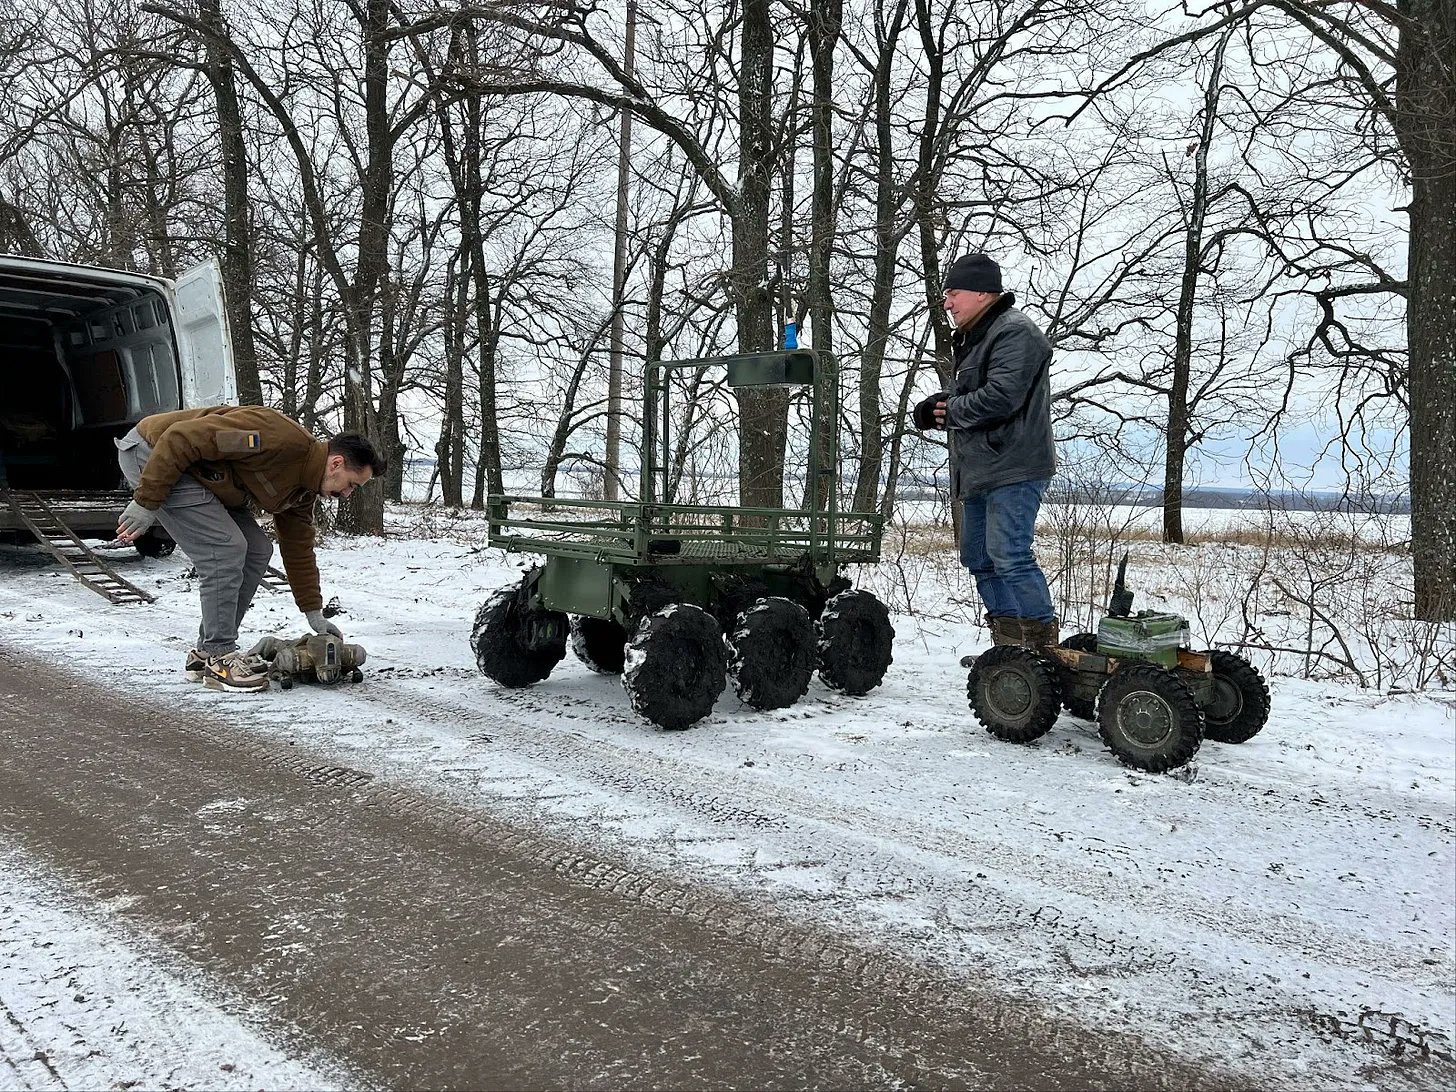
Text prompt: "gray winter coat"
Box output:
[[943, 294, 1056, 499]]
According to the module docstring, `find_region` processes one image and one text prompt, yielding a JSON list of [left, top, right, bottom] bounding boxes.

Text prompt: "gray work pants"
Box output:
[[116, 428, 274, 655]]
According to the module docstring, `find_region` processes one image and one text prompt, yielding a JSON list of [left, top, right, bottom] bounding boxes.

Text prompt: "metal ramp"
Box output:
[[1, 487, 155, 605], [260, 565, 290, 592]]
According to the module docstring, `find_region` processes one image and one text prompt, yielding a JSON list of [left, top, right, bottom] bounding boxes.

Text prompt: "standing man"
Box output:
[[914, 253, 1059, 647], [115, 406, 385, 691]]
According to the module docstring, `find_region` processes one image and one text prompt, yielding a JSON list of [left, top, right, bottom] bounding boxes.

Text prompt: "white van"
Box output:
[[0, 254, 237, 542]]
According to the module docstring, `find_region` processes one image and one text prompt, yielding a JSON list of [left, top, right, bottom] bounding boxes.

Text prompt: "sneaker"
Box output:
[[186, 648, 268, 681], [199, 650, 270, 692]]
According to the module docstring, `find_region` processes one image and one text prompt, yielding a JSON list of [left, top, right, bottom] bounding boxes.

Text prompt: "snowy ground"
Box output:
[[0, 845, 351, 1090], [1, 503, 1453, 1089]]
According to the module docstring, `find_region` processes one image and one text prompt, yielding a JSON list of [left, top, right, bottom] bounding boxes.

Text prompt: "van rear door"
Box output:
[[173, 258, 238, 407]]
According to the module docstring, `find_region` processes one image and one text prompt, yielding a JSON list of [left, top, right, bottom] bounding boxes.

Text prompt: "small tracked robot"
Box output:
[[248, 634, 367, 690]]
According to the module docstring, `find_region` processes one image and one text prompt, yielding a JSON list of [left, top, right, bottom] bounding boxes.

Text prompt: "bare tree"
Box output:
[[197, 0, 261, 404], [423, 1, 797, 508], [1074, 0, 1454, 618]]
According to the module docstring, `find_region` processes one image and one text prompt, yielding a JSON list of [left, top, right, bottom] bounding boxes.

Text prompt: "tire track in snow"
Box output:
[[268, 674, 1456, 1089], [338, 676, 1443, 987], [0, 998, 65, 1092], [0, 652, 1222, 1092]]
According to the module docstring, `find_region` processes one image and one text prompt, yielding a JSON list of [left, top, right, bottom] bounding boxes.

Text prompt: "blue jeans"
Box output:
[[961, 479, 1054, 622]]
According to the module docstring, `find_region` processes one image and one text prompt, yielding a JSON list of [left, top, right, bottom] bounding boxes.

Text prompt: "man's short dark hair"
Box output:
[[328, 432, 387, 476]]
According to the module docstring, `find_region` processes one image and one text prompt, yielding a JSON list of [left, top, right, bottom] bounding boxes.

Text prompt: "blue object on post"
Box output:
[[783, 321, 798, 349]]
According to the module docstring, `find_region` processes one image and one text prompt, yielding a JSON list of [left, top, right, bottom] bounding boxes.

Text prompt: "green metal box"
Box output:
[[725, 351, 816, 388], [1096, 611, 1190, 668]]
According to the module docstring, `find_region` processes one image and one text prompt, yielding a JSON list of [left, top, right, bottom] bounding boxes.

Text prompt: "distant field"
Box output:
[[886, 500, 1412, 548]]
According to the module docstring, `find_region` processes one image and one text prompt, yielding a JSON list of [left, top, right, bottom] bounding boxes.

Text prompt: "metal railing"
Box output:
[[487, 495, 883, 566]]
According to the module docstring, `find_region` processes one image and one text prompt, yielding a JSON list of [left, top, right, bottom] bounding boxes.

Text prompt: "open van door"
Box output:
[[174, 258, 238, 406]]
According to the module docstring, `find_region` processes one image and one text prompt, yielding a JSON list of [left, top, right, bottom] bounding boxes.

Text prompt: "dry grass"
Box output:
[[880, 509, 1448, 691], [1179, 525, 1406, 552], [884, 518, 1408, 556]]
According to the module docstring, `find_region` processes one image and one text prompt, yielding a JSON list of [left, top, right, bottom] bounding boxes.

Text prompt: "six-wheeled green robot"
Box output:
[[471, 348, 894, 731], [966, 556, 1270, 772]]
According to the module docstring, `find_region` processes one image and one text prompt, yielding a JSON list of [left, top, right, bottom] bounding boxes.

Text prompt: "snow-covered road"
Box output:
[[2, 517, 1453, 1089], [1, 845, 348, 1090]]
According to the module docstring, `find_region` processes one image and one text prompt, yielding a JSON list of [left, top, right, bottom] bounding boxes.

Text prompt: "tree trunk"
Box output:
[[133, 96, 177, 278], [1163, 31, 1228, 545], [299, 259, 327, 433], [881, 350, 926, 519], [0, 191, 43, 256], [338, 0, 391, 534], [733, 0, 787, 512], [472, 288, 505, 509], [540, 332, 606, 499], [912, 0, 952, 385], [103, 108, 136, 270], [806, 0, 841, 511], [436, 254, 467, 507], [853, 0, 907, 514], [1396, 0, 1456, 621], [910, 0, 958, 544], [463, 31, 503, 504], [198, 0, 262, 406], [604, 1, 637, 501], [376, 277, 408, 503]]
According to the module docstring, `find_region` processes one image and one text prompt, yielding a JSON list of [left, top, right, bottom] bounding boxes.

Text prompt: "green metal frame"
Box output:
[[487, 348, 885, 622]]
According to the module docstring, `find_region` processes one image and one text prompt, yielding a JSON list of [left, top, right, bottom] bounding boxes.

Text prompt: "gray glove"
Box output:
[[118, 500, 158, 539], [305, 609, 343, 639]]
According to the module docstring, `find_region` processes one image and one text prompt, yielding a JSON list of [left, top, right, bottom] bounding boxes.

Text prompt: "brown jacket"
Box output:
[[133, 406, 328, 612]]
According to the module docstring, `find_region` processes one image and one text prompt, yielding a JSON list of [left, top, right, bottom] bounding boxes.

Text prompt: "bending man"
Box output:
[[115, 406, 385, 691]]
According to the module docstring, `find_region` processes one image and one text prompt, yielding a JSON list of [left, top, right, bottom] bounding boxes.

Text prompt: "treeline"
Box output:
[[0, 0, 1449, 618]]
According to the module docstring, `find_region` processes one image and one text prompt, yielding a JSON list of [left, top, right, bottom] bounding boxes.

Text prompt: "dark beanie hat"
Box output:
[[943, 253, 1003, 293]]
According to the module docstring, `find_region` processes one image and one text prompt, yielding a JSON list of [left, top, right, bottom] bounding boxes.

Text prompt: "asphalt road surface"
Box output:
[[0, 645, 1223, 1089]]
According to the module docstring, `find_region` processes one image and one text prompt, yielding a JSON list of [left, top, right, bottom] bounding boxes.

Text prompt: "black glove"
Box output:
[[913, 392, 949, 430]]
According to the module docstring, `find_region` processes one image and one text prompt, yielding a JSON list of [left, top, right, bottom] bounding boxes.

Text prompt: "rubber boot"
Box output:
[[962, 614, 1012, 669], [988, 615, 1025, 646], [1015, 617, 1061, 649]]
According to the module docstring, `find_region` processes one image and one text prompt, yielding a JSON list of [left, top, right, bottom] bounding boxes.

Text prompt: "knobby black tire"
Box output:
[[570, 616, 628, 675], [967, 644, 1062, 743], [471, 582, 567, 688], [712, 575, 772, 633], [1203, 650, 1271, 744], [793, 572, 851, 621], [729, 597, 815, 710], [625, 577, 678, 630], [1058, 632, 1099, 720], [816, 589, 894, 696], [623, 604, 727, 730], [1096, 663, 1203, 773]]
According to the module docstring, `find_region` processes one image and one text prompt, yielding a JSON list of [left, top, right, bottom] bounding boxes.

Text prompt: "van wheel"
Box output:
[[135, 530, 175, 558]]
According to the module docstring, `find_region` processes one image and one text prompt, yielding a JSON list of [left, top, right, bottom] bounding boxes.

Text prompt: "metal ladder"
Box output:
[[260, 565, 290, 592], [1, 487, 156, 605]]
